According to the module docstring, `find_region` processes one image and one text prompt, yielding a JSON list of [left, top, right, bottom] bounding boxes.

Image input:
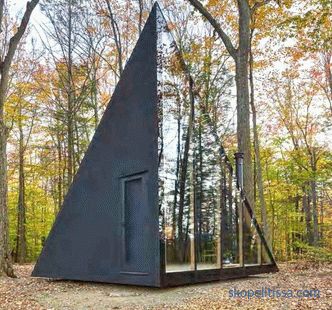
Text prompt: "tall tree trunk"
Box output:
[[15, 105, 27, 263], [0, 121, 14, 277], [66, 0, 74, 189], [249, 37, 270, 246], [138, 0, 143, 35], [311, 151, 319, 245], [311, 180, 318, 246], [74, 117, 81, 170], [186, 0, 266, 212], [91, 67, 99, 129], [302, 189, 313, 245], [322, 52, 332, 114], [172, 97, 181, 238], [235, 7, 253, 261], [67, 115, 74, 188], [319, 198, 323, 239], [177, 117, 192, 261], [177, 79, 195, 262], [197, 122, 203, 257], [236, 0, 253, 208], [56, 130, 63, 211], [0, 0, 39, 277]]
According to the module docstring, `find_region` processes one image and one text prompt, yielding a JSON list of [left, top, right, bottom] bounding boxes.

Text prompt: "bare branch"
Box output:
[[105, 0, 123, 75], [138, 0, 143, 35], [186, 0, 237, 59], [0, 0, 39, 106], [251, 0, 276, 14]]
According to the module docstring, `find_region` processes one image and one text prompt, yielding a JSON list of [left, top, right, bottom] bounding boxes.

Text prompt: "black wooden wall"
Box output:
[[32, 5, 160, 287]]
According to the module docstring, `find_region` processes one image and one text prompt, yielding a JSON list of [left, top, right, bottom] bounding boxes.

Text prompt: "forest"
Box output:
[[0, 0, 331, 308]]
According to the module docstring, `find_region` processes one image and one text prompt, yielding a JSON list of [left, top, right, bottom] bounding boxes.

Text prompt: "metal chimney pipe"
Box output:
[[235, 152, 244, 190]]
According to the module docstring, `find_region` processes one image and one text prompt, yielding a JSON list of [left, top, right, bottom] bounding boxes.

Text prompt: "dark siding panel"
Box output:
[[32, 4, 159, 287]]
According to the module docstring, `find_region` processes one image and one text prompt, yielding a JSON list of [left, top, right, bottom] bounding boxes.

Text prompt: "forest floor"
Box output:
[[0, 262, 331, 310]]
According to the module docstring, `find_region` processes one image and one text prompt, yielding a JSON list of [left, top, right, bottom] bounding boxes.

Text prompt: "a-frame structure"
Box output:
[[32, 3, 278, 287]]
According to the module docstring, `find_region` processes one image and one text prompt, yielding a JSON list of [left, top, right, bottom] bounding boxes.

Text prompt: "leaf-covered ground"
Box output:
[[0, 262, 331, 310]]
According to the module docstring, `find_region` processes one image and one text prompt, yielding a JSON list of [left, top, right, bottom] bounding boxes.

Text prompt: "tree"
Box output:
[[5, 45, 39, 263], [104, 0, 123, 76], [138, 0, 144, 35], [0, 0, 39, 277], [186, 0, 279, 208], [95, 0, 143, 81], [282, 0, 331, 116], [268, 70, 325, 246], [41, 0, 99, 191], [248, 8, 270, 246]]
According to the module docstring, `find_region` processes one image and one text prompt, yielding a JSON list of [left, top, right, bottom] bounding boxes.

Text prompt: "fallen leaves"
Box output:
[[0, 262, 331, 310]]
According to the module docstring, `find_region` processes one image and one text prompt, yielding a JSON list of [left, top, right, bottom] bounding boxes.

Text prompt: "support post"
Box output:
[[235, 153, 244, 267]]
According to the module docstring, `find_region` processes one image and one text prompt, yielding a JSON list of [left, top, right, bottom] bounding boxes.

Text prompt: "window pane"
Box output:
[[157, 10, 195, 273], [195, 113, 221, 270], [222, 166, 240, 268], [243, 205, 260, 266]]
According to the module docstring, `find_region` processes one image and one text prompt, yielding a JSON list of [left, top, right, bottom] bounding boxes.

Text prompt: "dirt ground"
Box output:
[[0, 262, 331, 310]]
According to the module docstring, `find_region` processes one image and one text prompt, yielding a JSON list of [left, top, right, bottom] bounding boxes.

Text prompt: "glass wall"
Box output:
[[157, 7, 273, 274], [243, 206, 259, 266], [221, 165, 240, 267], [157, 9, 195, 272], [194, 110, 221, 270]]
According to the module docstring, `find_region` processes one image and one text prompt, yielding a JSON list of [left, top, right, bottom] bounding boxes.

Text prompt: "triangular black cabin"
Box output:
[[32, 3, 278, 287]]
